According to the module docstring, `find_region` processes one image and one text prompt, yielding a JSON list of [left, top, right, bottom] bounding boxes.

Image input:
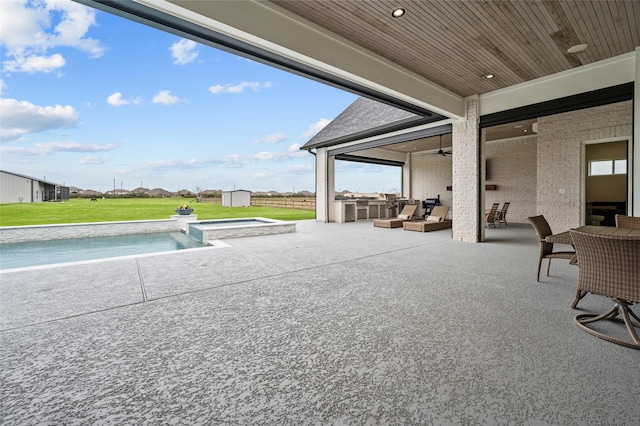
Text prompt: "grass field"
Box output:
[[0, 198, 315, 226]]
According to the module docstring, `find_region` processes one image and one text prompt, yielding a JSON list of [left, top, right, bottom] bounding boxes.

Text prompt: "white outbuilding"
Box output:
[[0, 170, 70, 204], [221, 189, 251, 207]]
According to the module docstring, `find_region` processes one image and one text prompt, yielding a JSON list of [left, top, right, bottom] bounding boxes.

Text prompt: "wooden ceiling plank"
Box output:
[[459, 1, 542, 81], [365, 1, 510, 95], [541, 1, 585, 67], [336, 2, 484, 95], [578, 1, 612, 60], [590, 2, 619, 57], [268, 0, 636, 98], [498, 1, 569, 73], [606, 1, 631, 54], [561, 1, 597, 64], [626, 1, 640, 47]]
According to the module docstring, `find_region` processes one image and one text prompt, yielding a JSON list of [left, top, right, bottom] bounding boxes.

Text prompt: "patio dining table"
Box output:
[[546, 225, 640, 245]]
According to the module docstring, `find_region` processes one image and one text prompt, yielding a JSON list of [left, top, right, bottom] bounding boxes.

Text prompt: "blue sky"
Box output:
[[0, 0, 401, 194]]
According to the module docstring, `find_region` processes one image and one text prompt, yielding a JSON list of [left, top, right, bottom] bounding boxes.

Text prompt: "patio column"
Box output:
[[633, 46, 640, 216], [315, 147, 335, 222], [402, 153, 412, 198], [452, 95, 483, 242]]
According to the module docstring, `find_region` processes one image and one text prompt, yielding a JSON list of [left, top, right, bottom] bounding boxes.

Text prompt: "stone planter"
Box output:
[[175, 208, 194, 215]]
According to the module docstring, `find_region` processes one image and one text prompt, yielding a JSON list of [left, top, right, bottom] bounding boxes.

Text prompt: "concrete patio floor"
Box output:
[[1, 220, 638, 425]]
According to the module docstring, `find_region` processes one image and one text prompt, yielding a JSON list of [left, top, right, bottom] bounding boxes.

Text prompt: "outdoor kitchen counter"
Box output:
[[334, 199, 390, 223]]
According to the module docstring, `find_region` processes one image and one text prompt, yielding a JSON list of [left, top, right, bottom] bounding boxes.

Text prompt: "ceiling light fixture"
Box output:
[[391, 8, 405, 18], [484, 74, 495, 79], [567, 44, 588, 53]]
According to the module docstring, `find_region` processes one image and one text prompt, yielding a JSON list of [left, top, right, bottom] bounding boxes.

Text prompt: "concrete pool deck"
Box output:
[[1, 220, 638, 424]]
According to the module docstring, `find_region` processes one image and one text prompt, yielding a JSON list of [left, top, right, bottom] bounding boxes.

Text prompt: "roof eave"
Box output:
[[300, 115, 442, 151]]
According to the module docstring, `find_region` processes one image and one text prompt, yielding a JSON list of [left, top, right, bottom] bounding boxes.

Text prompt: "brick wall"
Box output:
[[452, 96, 481, 242], [537, 101, 632, 232], [485, 135, 537, 223], [410, 153, 453, 219]]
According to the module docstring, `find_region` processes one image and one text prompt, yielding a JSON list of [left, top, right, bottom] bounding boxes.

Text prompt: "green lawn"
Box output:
[[0, 198, 315, 226]]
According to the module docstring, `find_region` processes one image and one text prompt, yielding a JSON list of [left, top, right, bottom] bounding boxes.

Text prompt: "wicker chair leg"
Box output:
[[546, 258, 551, 277], [571, 290, 588, 309], [620, 305, 640, 344], [574, 300, 640, 350], [536, 258, 543, 282]]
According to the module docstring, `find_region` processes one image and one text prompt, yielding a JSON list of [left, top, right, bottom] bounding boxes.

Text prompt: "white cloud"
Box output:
[[34, 141, 116, 154], [288, 143, 301, 152], [152, 90, 179, 105], [254, 132, 286, 144], [0, 79, 6, 95], [80, 155, 111, 164], [106, 92, 127, 107], [107, 92, 142, 107], [170, 38, 198, 65], [134, 154, 249, 172], [303, 118, 331, 139], [1, 140, 115, 156], [3, 53, 65, 74], [0, 0, 104, 74], [209, 81, 272, 94], [253, 149, 306, 162], [0, 98, 79, 141], [0, 146, 40, 155]]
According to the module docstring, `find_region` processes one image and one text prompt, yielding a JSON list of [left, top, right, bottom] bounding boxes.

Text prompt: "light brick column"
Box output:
[[452, 96, 482, 242], [402, 153, 412, 198], [315, 147, 335, 222], [634, 46, 640, 216]]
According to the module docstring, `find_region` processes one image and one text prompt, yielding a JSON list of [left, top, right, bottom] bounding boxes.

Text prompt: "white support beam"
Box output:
[[479, 52, 636, 116]]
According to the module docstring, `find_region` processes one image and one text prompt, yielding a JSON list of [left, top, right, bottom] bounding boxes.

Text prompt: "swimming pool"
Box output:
[[187, 217, 296, 242], [0, 232, 204, 270]]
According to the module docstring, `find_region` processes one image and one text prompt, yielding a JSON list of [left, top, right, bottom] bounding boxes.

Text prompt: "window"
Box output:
[[589, 159, 626, 176], [614, 159, 627, 175]]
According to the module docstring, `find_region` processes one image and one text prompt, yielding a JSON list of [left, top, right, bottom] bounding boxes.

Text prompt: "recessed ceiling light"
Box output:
[[514, 125, 523, 128], [567, 44, 588, 53], [391, 8, 405, 18], [484, 74, 495, 79]]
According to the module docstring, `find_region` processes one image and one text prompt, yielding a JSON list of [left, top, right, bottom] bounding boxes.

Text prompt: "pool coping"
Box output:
[[186, 217, 296, 241]]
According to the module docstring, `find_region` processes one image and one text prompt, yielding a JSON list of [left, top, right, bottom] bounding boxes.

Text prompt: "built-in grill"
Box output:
[[422, 195, 441, 217]]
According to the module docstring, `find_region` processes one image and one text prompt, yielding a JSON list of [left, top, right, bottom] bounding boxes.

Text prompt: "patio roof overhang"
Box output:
[[74, 0, 637, 176], [75, 0, 467, 119]]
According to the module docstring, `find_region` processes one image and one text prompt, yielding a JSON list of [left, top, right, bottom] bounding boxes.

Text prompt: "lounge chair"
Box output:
[[403, 206, 451, 232], [373, 204, 418, 228], [496, 202, 510, 226], [485, 203, 499, 227]]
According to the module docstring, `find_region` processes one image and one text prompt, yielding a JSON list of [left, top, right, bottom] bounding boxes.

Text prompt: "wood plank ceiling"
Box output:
[[271, 0, 640, 98]]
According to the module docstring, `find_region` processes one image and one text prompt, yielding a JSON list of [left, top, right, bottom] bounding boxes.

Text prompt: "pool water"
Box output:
[[0, 232, 204, 270]]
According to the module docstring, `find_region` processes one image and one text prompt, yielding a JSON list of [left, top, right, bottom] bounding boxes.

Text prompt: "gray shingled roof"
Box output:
[[300, 97, 424, 150]]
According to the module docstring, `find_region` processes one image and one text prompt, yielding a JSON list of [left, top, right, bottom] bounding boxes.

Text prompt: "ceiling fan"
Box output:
[[435, 134, 452, 156]]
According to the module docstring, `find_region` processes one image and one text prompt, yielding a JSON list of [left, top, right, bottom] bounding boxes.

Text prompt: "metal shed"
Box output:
[[0, 170, 70, 204], [221, 190, 251, 207]]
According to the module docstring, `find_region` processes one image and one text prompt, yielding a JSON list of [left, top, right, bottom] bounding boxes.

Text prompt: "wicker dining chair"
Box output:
[[569, 229, 640, 349], [527, 215, 576, 282], [615, 214, 640, 228]]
